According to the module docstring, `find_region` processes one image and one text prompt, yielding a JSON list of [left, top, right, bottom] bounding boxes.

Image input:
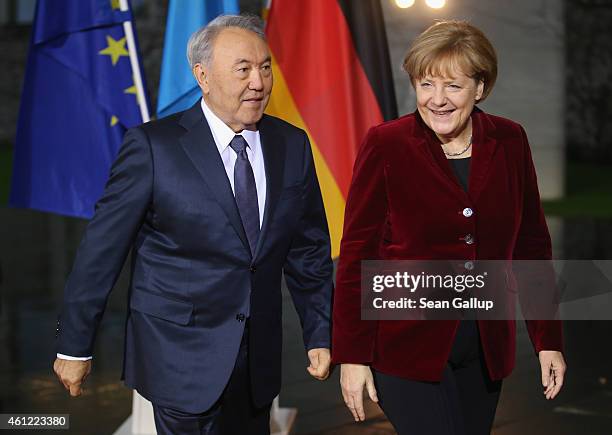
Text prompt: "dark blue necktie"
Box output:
[[229, 135, 260, 255]]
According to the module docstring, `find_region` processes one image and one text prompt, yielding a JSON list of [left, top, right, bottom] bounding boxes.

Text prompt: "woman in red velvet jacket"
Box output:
[[332, 21, 566, 435]]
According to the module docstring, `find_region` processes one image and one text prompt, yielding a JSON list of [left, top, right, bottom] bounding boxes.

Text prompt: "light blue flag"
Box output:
[[157, 0, 239, 118]]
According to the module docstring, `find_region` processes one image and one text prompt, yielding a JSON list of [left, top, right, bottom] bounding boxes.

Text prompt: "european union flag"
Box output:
[[10, 0, 149, 218]]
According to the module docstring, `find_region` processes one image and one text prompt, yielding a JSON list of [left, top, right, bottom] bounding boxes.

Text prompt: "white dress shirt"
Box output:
[[57, 99, 267, 361], [200, 98, 266, 227]]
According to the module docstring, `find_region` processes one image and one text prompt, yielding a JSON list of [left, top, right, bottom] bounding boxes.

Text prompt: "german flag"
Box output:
[[265, 0, 398, 257]]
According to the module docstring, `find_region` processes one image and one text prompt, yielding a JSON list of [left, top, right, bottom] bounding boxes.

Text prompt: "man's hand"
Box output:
[[539, 350, 566, 400], [53, 358, 92, 397], [340, 363, 378, 422], [306, 348, 331, 380]]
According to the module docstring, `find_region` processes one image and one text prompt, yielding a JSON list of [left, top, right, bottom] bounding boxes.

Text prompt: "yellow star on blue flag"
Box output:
[[124, 84, 137, 96], [124, 81, 142, 109], [99, 35, 129, 65]]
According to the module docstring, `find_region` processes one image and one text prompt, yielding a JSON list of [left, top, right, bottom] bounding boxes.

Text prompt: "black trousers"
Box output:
[[152, 322, 271, 435], [373, 320, 502, 435]]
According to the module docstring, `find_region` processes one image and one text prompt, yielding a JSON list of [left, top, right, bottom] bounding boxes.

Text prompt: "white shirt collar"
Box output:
[[200, 98, 259, 154]]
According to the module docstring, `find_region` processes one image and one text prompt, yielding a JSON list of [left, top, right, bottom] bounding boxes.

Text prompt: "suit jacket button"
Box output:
[[464, 261, 475, 270], [250, 266, 256, 273], [236, 313, 246, 322], [463, 234, 475, 245], [462, 207, 474, 217]]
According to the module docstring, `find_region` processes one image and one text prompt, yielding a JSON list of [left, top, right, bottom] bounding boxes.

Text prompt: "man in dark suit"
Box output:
[[53, 14, 333, 434]]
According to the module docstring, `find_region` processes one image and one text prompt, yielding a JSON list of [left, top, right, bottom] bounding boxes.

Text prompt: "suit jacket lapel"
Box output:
[[253, 115, 285, 260], [413, 108, 498, 202], [413, 112, 468, 196], [467, 110, 498, 202], [178, 102, 251, 256]]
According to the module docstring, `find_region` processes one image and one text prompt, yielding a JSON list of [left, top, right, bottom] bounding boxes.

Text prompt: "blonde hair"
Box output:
[[403, 20, 498, 101]]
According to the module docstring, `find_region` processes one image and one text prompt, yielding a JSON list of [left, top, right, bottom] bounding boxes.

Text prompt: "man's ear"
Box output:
[[193, 63, 209, 94]]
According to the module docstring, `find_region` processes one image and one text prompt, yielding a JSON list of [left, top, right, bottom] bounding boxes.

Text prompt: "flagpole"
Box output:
[[119, 0, 150, 123]]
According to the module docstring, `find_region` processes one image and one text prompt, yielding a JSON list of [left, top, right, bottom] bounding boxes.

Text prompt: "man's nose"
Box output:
[[249, 69, 264, 90]]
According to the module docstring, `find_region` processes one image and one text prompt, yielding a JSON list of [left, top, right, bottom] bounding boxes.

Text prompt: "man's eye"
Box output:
[[237, 67, 249, 73], [261, 64, 271, 70]]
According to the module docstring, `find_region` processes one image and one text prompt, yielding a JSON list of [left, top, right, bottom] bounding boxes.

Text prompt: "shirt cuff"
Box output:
[[56, 353, 92, 361]]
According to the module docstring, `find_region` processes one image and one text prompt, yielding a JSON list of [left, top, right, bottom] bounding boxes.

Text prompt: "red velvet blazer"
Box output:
[[332, 108, 563, 381]]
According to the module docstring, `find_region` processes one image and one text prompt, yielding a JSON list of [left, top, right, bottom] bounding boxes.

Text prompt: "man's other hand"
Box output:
[[306, 348, 331, 380], [53, 358, 92, 397]]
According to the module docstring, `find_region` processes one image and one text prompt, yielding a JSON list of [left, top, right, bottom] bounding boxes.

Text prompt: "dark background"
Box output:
[[0, 1, 611, 434]]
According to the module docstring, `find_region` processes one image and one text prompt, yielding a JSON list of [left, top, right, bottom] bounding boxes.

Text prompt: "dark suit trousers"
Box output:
[[152, 322, 272, 435], [373, 320, 502, 435]]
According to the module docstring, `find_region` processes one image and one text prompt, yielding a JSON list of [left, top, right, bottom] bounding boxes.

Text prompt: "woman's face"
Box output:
[[415, 69, 484, 141]]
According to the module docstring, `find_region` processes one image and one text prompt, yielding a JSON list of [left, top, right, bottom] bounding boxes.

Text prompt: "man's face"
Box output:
[[195, 27, 272, 132]]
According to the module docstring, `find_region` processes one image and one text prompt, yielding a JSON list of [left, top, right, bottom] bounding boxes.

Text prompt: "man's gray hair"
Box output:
[[186, 14, 266, 69]]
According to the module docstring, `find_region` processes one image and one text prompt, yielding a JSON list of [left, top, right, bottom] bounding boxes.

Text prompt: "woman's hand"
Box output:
[[340, 363, 379, 421], [539, 350, 566, 399]]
